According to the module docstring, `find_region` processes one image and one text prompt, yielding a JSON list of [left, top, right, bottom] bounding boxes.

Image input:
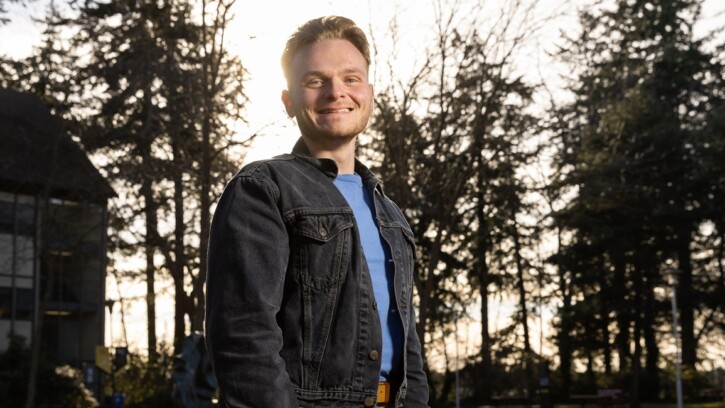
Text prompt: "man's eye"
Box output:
[[306, 79, 324, 87], [345, 77, 361, 84]]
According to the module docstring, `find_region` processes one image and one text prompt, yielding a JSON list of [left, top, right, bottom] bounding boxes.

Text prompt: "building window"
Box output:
[[0, 199, 36, 236], [0, 287, 34, 320], [41, 251, 82, 304]]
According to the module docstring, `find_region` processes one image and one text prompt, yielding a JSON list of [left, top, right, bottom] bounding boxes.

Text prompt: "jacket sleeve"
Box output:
[[403, 291, 430, 407], [205, 174, 299, 408]]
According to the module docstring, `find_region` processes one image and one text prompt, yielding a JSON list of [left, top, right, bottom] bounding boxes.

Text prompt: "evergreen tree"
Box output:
[[549, 0, 725, 401], [72, 0, 248, 355]]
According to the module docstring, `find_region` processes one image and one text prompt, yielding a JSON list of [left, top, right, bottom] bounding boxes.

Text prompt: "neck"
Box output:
[[302, 136, 356, 174]]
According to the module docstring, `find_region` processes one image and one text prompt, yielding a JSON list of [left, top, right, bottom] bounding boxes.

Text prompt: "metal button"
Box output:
[[364, 396, 375, 407], [369, 350, 379, 361], [319, 226, 328, 237], [372, 301, 378, 311]]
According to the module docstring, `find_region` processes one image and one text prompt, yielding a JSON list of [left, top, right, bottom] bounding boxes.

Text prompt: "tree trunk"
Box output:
[[676, 232, 696, 368], [25, 126, 63, 408], [630, 261, 643, 408], [194, 118, 211, 332], [643, 264, 659, 400], [172, 136, 188, 347], [475, 187, 492, 400], [512, 215, 533, 400], [613, 252, 630, 372], [557, 265, 572, 398], [25, 244, 56, 408], [141, 175, 158, 360], [598, 261, 612, 375], [417, 225, 444, 397], [140, 58, 159, 358], [551, 219, 572, 398], [192, 65, 213, 333]]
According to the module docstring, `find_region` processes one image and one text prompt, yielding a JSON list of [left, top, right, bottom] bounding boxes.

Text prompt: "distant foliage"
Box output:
[[0, 335, 99, 407], [106, 343, 175, 408]]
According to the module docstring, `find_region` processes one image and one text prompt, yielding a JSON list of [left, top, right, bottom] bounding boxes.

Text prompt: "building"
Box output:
[[0, 88, 114, 396]]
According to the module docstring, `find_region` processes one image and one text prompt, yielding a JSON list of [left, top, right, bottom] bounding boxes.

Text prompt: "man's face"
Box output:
[[282, 39, 374, 144]]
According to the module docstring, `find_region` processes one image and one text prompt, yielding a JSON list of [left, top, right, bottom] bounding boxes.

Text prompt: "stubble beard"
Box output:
[[298, 102, 373, 145]]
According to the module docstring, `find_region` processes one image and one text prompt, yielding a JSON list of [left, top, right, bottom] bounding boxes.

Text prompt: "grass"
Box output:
[[553, 403, 725, 408], [640, 404, 725, 408], [438, 402, 725, 408]]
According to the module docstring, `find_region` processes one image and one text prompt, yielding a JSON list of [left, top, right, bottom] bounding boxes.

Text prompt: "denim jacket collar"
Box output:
[[290, 137, 385, 196]]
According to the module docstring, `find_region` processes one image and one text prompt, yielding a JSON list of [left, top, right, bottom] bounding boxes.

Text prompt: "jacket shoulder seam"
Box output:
[[233, 171, 281, 202]]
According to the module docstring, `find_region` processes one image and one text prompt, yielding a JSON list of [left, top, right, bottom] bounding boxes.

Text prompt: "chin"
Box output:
[[310, 125, 367, 140], [317, 132, 359, 142], [298, 116, 370, 142]]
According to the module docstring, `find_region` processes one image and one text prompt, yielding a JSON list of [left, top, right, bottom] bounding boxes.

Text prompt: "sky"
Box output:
[[0, 0, 579, 163], [1, 0, 724, 367], [2, 0, 723, 163]]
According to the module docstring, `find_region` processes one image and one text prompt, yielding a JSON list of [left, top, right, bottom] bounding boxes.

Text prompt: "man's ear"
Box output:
[[281, 90, 294, 117]]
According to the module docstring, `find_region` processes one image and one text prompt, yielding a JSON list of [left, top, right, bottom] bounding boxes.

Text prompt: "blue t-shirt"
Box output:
[[333, 173, 404, 381]]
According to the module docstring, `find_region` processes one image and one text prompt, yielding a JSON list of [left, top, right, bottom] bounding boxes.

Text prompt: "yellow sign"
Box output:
[[95, 346, 112, 374]]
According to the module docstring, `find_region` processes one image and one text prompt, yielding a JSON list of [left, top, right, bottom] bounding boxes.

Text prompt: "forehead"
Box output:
[[291, 39, 368, 78]]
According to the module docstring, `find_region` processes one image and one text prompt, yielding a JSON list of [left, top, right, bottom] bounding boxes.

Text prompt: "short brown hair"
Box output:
[[281, 16, 371, 86]]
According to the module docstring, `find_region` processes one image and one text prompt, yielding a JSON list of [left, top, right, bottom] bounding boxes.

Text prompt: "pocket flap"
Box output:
[[288, 210, 354, 242]]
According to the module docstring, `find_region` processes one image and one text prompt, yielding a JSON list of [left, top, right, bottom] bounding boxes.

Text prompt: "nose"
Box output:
[[325, 78, 345, 99]]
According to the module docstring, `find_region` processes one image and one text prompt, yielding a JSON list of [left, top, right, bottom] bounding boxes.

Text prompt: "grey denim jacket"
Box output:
[[205, 139, 429, 407]]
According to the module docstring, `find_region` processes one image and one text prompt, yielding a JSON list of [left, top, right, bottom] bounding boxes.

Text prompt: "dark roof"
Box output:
[[0, 88, 115, 203]]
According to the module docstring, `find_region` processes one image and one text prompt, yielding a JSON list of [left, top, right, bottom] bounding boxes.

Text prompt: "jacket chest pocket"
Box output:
[[287, 210, 354, 293]]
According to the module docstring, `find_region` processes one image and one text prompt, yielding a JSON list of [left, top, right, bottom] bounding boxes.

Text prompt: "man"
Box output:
[[205, 16, 429, 407]]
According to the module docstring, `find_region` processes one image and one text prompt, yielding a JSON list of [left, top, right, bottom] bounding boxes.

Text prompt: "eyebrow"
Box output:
[[300, 68, 366, 79]]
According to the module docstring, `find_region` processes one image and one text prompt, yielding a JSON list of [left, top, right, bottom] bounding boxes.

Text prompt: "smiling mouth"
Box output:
[[320, 108, 353, 114]]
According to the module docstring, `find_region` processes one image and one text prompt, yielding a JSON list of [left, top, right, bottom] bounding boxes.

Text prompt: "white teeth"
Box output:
[[323, 109, 351, 113]]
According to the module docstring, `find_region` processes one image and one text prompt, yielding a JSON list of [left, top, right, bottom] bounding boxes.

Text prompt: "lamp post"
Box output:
[[105, 299, 115, 347], [446, 301, 461, 408], [455, 317, 460, 408], [665, 268, 683, 408], [104, 299, 120, 405]]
